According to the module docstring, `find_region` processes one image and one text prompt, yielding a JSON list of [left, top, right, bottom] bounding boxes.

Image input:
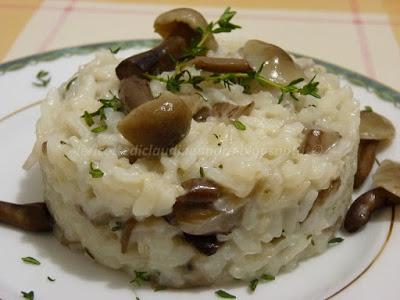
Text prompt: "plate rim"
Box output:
[[0, 38, 399, 108]]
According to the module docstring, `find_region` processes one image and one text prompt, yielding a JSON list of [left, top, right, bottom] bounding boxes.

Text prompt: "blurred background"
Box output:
[[1, 0, 399, 89]]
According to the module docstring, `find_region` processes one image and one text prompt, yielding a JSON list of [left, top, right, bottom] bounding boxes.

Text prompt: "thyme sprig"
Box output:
[[182, 7, 241, 60], [33, 70, 51, 87], [81, 94, 121, 133], [149, 64, 321, 103]]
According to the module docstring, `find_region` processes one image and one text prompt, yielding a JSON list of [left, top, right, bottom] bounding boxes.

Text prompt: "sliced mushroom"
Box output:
[[359, 110, 395, 141], [193, 107, 211, 122], [192, 101, 254, 123], [188, 56, 252, 73], [117, 92, 192, 154], [300, 129, 341, 154], [154, 8, 217, 51], [354, 110, 396, 188], [183, 233, 222, 256], [176, 178, 221, 205], [353, 140, 379, 189], [0, 201, 53, 232], [240, 39, 302, 85], [345, 160, 400, 232]]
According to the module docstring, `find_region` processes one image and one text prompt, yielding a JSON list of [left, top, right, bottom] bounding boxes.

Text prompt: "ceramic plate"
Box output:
[[0, 40, 399, 300]]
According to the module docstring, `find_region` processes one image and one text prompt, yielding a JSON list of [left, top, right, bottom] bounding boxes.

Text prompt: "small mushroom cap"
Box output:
[[240, 39, 303, 85], [373, 159, 400, 199], [359, 110, 395, 141], [154, 8, 217, 51], [117, 91, 192, 152]]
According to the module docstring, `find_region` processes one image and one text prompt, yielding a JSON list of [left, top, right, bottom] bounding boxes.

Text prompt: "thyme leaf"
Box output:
[[33, 70, 51, 87]]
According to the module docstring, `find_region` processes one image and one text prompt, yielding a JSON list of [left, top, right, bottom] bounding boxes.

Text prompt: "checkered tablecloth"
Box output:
[[1, 0, 399, 90]]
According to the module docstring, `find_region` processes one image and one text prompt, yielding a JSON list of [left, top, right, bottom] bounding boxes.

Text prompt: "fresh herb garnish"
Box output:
[[328, 237, 344, 244], [218, 164, 223, 169], [136, 297, 140, 300], [21, 291, 34, 300], [60, 140, 67, 145], [109, 46, 121, 54], [65, 77, 77, 91], [215, 289, 236, 299], [81, 94, 121, 133], [150, 64, 320, 103], [364, 105, 373, 112], [33, 70, 51, 87], [200, 166, 205, 177], [233, 120, 246, 130], [21, 257, 40, 265], [47, 276, 55, 282], [89, 162, 104, 178], [213, 133, 220, 139], [130, 271, 150, 286], [249, 278, 259, 292], [64, 154, 71, 161], [182, 7, 241, 60], [261, 274, 275, 281]]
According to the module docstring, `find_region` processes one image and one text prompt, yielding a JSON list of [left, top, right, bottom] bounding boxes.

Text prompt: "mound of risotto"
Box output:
[[27, 8, 359, 287]]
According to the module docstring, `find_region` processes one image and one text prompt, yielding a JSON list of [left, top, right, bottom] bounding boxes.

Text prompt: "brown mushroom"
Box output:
[[176, 178, 221, 205], [345, 160, 400, 232], [117, 92, 192, 155], [188, 56, 252, 73], [353, 140, 379, 189], [0, 201, 53, 232], [300, 129, 341, 154], [193, 107, 211, 122], [154, 8, 217, 51], [354, 110, 396, 188], [119, 76, 153, 114], [240, 39, 302, 86], [183, 233, 222, 256], [193, 101, 254, 123], [359, 110, 395, 141]]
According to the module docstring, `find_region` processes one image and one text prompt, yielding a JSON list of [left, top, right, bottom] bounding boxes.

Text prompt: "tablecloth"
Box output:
[[1, 0, 399, 90]]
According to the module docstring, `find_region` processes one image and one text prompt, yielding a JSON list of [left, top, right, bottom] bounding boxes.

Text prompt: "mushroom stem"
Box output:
[[0, 201, 53, 232], [354, 139, 379, 189], [188, 56, 252, 73]]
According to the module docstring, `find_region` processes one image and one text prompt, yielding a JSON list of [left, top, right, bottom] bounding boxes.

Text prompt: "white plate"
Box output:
[[0, 40, 399, 300]]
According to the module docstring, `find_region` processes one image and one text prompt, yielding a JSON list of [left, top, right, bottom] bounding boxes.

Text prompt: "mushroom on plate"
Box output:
[[354, 110, 395, 188], [344, 160, 400, 232]]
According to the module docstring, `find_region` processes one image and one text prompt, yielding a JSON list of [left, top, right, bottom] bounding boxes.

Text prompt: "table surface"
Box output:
[[1, 0, 400, 90]]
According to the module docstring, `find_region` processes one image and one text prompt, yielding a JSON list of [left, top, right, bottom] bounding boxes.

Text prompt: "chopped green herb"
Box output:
[[60, 140, 67, 145], [217, 142, 222, 146], [21, 291, 34, 300], [21, 257, 40, 265], [249, 278, 259, 292], [136, 297, 140, 300], [64, 154, 71, 161], [47, 276, 55, 282], [200, 166, 205, 177], [364, 105, 373, 112], [81, 95, 121, 133], [218, 164, 223, 169], [233, 120, 246, 131], [111, 221, 123, 231], [261, 274, 275, 281], [65, 77, 77, 91], [85, 248, 95, 260], [328, 237, 344, 244], [213, 133, 219, 139], [109, 46, 121, 54], [130, 271, 150, 286], [215, 289, 236, 299], [33, 70, 51, 87], [182, 7, 241, 60], [89, 162, 104, 178]]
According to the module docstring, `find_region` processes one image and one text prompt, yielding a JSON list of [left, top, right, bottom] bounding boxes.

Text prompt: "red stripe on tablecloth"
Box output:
[[349, 0, 377, 79], [38, 0, 77, 51]]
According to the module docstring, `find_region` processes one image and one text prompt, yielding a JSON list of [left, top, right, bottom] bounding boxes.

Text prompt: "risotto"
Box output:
[[26, 7, 359, 287]]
